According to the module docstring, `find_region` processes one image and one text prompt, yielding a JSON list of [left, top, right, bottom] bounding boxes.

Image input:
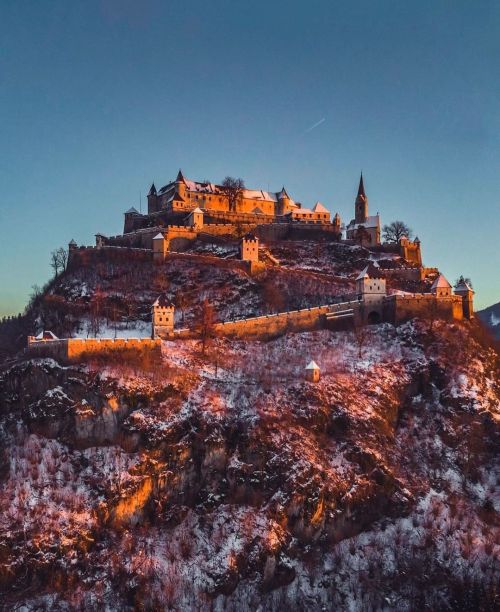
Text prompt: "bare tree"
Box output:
[[221, 177, 245, 212], [196, 298, 216, 355], [353, 305, 369, 359], [174, 290, 190, 324], [49, 247, 69, 278], [382, 220, 413, 243], [262, 278, 285, 313]]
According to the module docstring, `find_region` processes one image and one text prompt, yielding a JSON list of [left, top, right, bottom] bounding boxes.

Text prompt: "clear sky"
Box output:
[[1, 0, 499, 316]]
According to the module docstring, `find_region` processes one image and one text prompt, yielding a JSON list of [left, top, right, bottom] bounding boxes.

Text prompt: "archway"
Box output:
[[367, 311, 381, 325]]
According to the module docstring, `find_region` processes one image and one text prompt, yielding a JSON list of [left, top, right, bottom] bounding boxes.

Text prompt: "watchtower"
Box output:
[[454, 277, 474, 319], [305, 360, 320, 382], [241, 234, 259, 262], [187, 207, 204, 230], [152, 233, 168, 261], [152, 296, 175, 338], [356, 264, 386, 300], [431, 274, 452, 298], [147, 183, 159, 214]]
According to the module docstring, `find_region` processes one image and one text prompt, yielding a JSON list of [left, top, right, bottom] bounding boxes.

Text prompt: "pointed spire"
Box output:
[[278, 186, 289, 199], [148, 182, 157, 195], [357, 172, 366, 198], [176, 169, 186, 183]]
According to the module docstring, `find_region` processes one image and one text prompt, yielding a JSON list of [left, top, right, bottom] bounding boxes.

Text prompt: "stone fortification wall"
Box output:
[[380, 267, 439, 282], [383, 294, 463, 323], [105, 227, 164, 249], [203, 210, 277, 225], [27, 338, 161, 363], [254, 223, 340, 242], [68, 246, 152, 268], [173, 300, 361, 340], [165, 251, 249, 273]]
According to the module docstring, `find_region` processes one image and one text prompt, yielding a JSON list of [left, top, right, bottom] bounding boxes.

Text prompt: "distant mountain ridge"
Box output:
[[477, 301, 500, 339]]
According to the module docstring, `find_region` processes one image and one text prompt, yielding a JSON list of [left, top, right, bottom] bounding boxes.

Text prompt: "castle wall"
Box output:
[[383, 294, 463, 323], [172, 300, 361, 340], [379, 267, 439, 281], [27, 338, 162, 363], [68, 246, 152, 269]]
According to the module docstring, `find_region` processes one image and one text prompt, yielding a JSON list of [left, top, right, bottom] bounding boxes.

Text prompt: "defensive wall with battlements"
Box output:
[[26, 338, 161, 363]]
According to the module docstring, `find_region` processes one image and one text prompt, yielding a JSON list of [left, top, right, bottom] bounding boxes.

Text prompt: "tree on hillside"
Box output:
[[174, 290, 191, 324], [50, 247, 68, 278], [221, 177, 245, 212], [382, 221, 413, 243], [262, 278, 285, 313], [196, 298, 216, 356]]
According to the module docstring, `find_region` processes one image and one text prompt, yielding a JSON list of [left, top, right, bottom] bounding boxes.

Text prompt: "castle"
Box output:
[[27, 167, 472, 361]]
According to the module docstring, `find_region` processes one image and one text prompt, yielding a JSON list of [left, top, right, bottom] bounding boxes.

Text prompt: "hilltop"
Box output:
[[0, 173, 498, 610]]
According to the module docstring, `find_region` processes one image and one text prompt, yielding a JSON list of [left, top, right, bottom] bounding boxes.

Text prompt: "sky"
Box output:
[[0, 0, 499, 316]]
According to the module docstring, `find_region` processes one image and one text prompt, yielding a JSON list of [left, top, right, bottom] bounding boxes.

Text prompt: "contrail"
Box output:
[[303, 117, 326, 134]]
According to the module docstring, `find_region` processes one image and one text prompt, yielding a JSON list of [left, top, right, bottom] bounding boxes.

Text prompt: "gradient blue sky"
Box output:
[[1, 0, 499, 316]]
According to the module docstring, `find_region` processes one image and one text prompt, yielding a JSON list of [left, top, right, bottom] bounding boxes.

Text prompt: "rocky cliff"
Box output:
[[0, 317, 498, 610]]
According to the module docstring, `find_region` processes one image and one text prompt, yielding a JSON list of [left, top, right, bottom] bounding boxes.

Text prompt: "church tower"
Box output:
[[355, 173, 368, 224]]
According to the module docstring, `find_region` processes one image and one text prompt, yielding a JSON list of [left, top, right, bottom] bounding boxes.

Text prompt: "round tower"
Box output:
[[278, 187, 292, 215]]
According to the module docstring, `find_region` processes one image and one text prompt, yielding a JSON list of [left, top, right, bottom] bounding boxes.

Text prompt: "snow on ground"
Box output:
[[73, 318, 152, 339]]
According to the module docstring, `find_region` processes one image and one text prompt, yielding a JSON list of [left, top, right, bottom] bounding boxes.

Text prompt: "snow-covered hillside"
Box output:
[[0, 319, 498, 610]]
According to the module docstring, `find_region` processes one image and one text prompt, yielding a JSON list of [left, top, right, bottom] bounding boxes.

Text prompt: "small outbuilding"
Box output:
[[305, 360, 320, 382]]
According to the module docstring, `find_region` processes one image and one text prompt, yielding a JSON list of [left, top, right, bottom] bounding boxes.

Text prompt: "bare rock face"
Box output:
[[0, 320, 498, 610]]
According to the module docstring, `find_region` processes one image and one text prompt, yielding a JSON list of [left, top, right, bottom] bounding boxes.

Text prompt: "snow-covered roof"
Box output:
[[191, 207, 203, 214], [125, 206, 140, 214], [35, 330, 58, 341], [356, 263, 383, 281], [431, 274, 452, 290], [153, 295, 174, 308], [152, 233, 164, 240], [69, 239, 77, 245], [306, 360, 320, 370], [455, 279, 473, 292], [292, 208, 313, 215], [312, 202, 329, 213], [347, 215, 380, 230]]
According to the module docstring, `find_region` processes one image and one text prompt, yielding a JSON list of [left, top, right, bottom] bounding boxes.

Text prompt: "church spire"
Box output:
[[355, 172, 368, 224], [357, 172, 366, 198]]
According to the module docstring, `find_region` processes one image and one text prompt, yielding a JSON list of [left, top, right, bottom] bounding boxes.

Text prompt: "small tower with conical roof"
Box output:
[[147, 182, 158, 214], [175, 169, 187, 200], [277, 186, 292, 215], [454, 277, 474, 319], [355, 173, 368, 224]]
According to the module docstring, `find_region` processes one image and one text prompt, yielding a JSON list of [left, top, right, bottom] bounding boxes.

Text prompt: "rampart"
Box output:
[[379, 266, 439, 281], [27, 338, 161, 363], [172, 300, 361, 340], [383, 294, 463, 322], [102, 227, 164, 249], [68, 246, 152, 268], [164, 251, 250, 274]]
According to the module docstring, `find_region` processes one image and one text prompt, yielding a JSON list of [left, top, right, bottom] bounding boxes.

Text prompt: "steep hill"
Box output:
[[0, 316, 498, 609]]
